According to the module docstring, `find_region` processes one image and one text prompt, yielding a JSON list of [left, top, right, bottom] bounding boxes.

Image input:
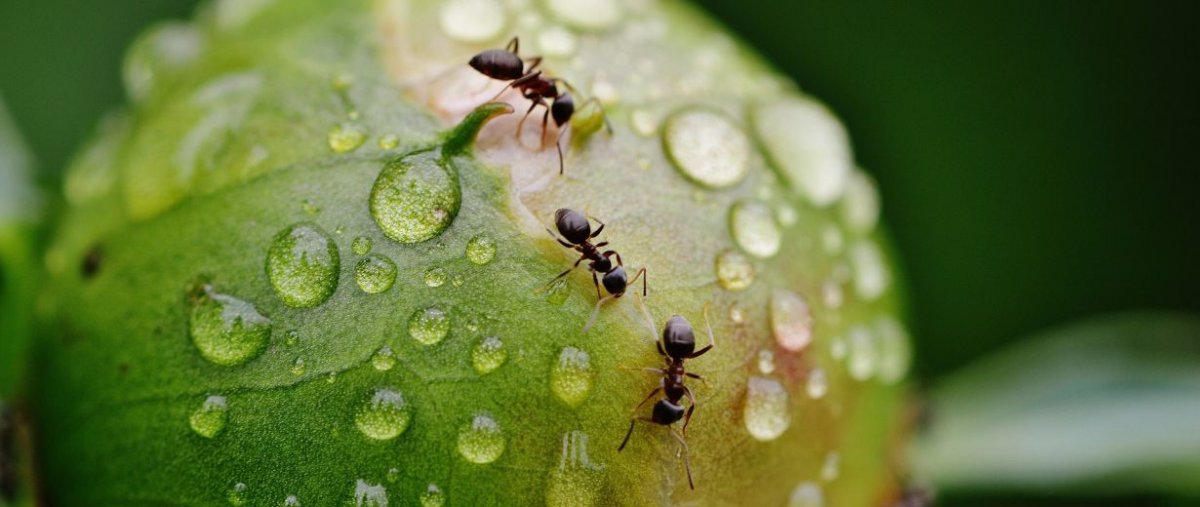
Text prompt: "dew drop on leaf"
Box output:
[[353, 479, 388, 507], [753, 97, 851, 207], [408, 306, 450, 346], [787, 481, 824, 507], [188, 284, 271, 366], [663, 108, 749, 189], [424, 267, 448, 288], [806, 367, 829, 400], [266, 222, 340, 308], [354, 387, 413, 441], [545, 431, 604, 507], [328, 122, 367, 153], [465, 234, 496, 265], [743, 376, 792, 441], [189, 395, 228, 438], [730, 200, 782, 258], [227, 482, 247, 506], [419, 483, 446, 507], [351, 236, 373, 256], [551, 347, 594, 407], [456, 412, 505, 464], [472, 336, 506, 375], [369, 150, 461, 244], [372, 345, 397, 372], [355, 254, 397, 294], [715, 250, 755, 291], [770, 288, 814, 352], [847, 325, 879, 381]]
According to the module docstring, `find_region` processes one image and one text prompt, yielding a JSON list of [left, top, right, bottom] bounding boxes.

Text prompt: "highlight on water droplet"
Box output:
[[283, 495, 301, 507], [408, 306, 450, 346], [266, 223, 340, 308], [372, 345, 397, 371], [227, 482, 248, 506], [788, 481, 824, 507], [419, 483, 446, 507], [840, 170, 881, 233], [545, 431, 605, 507], [355, 387, 413, 440], [352, 236, 373, 256], [715, 250, 756, 291], [820, 451, 841, 482], [356, 254, 398, 294], [752, 97, 851, 207], [465, 234, 497, 265], [770, 289, 814, 352], [662, 108, 750, 189], [551, 347, 595, 407], [850, 240, 890, 301], [353, 479, 388, 507], [730, 201, 782, 258], [188, 284, 271, 366], [874, 315, 912, 384], [329, 122, 367, 153], [189, 395, 228, 438], [424, 267, 448, 288], [847, 325, 879, 381], [370, 150, 461, 244], [806, 367, 829, 399], [457, 412, 505, 464], [472, 336, 507, 375], [743, 376, 792, 441]]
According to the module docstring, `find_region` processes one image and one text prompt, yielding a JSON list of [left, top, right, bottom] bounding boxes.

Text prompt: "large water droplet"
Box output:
[[753, 97, 851, 206], [847, 325, 879, 381], [663, 108, 750, 189], [743, 376, 791, 441], [439, 0, 505, 42], [189, 395, 228, 438], [353, 479, 388, 507], [770, 289, 814, 352], [457, 412, 505, 464], [730, 201, 782, 258], [266, 223, 340, 308], [355, 387, 413, 440], [227, 482, 248, 506], [352, 236, 374, 256], [551, 347, 594, 407], [715, 250, 756, 291], [850, 240, 890, 301], [372, 345, 397, 371], [546, 431, 604, 507], [788, 482, 824, 507], [806, 367, 829, 399], [465, 234, 497, 265], [545, 0, 620, 30], [329, 122, 367, 153], [874, 316, 912, 384], [189, 285, 271, 366], [356, 254, 398, 294], [370, 151, 460, 244], [408, 307, 450, 346], [840, 170, 881, 233], [419, 484, 445, 507], [472, 336, 507, 375]]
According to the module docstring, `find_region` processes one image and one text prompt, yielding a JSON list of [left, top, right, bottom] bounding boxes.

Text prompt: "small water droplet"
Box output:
[[788, 482, 824, 507], [283, 495, 301, 507], [663, 108, 750, 189], [730, 201, 782, 258], [227, 482, 247, 506], [820, 451, 841, 482], [372, 345, 397, 371], [757, 349, 776, 374], [545, 0, 620, 30], [284, 330, 299, 347], [329, 122, 367, 153], [465, 234, 497, 265], [370, 151, 461, 244], [545, 278, 570, 305], [545, 431, 604, 507], [378, 134, 399, 150], [537, 25, 577, 57], [419, 483, 445, 507], [629, 109, 658, 137], [753, 97, 851, 206], [777, 204, 798, 226], [874, 316, 911, 384], [729, 305, 746, 324], [355, 387, 413, 440], [189, 395, 228, 438], [424, 267, 448, 288], [353, 479, 388, 507], [356, 254, 398, 294], [830, 336, 847, 361], [302, 199, 321, 215], [409, 306, 450, 346], [290, 357, 307, 376], [821, 280, 844, 310], [189, 284, 271, 366], [743, 376, 791, 441], [439, 0, 505, 43], [770, 289, 814, 352], [850, 240, 890, 301], [847, 325, 879, 381], [472, 336, 507, 375], [551, 347, 594, 407], [821, 226, 844, 255], [352, 236, 374, 256], [457, 412, 506, 464], [386, 468, 401, 483], [266, 223, 340, 308], [715, 250, 755, 291], [806, 367, 829, 399], [840, 170, 881, 233], [327, 371, 338, 383]]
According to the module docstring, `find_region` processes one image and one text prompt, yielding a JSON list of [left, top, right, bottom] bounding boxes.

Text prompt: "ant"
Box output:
[[545, 208, 646, 329], [618, 306, 715, 490], [467, 36, 610, 174]]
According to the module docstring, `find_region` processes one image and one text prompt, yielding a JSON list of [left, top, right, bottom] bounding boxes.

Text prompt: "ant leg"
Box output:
[[506, 36, 519, 53], [688, 304, 717, 359], [525, 56, 542, 73], [681, 385, 697, 436], [579, 97, 614, 135], [685, 372, 709, 387], [657, 341, 667, 357], [592, 271, 602, 300], [588, 217, 607, 238], [548, 255, 585, 283], [594, 241, 609, 248], [635, 293, 661, 346], [582, 295, 614, 333], [554, 124, 567, 175], [630, 384, 663, 414], [627, 267, 647, 297], [618, 416, 656, 451], [539, 107, 551, 150], [669, 427, 695, 490], [516, 98, 541, 143]]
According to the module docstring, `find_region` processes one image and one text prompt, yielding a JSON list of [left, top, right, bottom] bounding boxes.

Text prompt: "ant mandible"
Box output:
[[618, 306, 715, 490], [467, 36, 610, 174], [545, 208, 647, 328]]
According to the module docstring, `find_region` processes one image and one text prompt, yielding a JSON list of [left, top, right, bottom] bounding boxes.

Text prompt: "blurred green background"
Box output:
[[1, 1, 1197, 505]]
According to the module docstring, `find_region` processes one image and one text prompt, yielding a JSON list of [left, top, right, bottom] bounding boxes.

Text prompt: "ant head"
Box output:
[[551, 93, 575, 127], [601, 266, 627, 296], [662, 315, 697, 358], [468, 49, 525, 81], [651, 399, 686, 425], [554, 208, 591, 244]]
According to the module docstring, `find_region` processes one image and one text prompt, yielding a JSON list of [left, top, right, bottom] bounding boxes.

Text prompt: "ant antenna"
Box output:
[[634, 293, 659, 344], [702, 302, 716, 348], [582, 295, 615, 333]]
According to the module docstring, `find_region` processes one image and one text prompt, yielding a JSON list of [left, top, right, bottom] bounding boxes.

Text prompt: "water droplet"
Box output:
[[821, 280, 844, 310], [753, 97, 851, 206], [189, 285, 271, 366], [546, 431, 604, 507], [850, 240, 890, 301], [329, 122, 367, 153], [356, 254, 398, 294], [386, 468, 401, 483], [663, 108, 750, 189], [409, 307, 450, 346], [353, 479, 388, 507], [874, 316, 911, 384], [439, 0, 505, 43], [847, 325, 879, 381], [465, 234, 497, 265], [770, 289, 814, 352], [123, 23, 205, 103], [629, 109, 658, 137], [419, 484, 446, 507], [730, 201, 782, 258], [424, 267, 448, 288], [451, 274, 465, 287], [378, 134, 399, 150], [266, 223, 340, 308], [757, 349, 776, 374], [545, 0, 620, 30], [777, 204, 798, 226], [715, 250, 755, 291], [806, 367, 829, 399], [352, 236, 374, 256], [327, 371, 338, 383], [545, 278, 570, 305], [370, 151, 461, 244], [355, 387, 413, 440], [743, 376, 791, 441], [283, 495, 301, 507], [284, 330, 299, 347], [830, 336, 847, 361], [537, 25, 577, 57], [729, 305, 746, 324], [302, 198, 321, 215], [788, 482, 824, 507], [372, 345, 397, 371], [227, 482, 248, 506], [820, 451, 841, 482], [551, 347, 594, 407], [472, 336, 507, 375], [290, 357, 307, 376], [457, 412, 506, 464], [189, 395, 228, 438], [840, 170, 881, 233]]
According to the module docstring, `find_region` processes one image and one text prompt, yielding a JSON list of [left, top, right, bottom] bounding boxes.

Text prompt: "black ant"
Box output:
[[618, 306, 715, 490], [545, 208, 646, 329], [467, 36, 610, 174]]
